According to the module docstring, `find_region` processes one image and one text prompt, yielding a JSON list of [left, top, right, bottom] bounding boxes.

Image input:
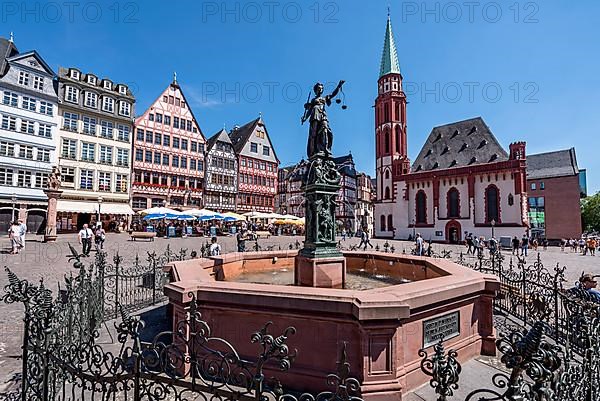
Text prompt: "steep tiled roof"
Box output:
[[207, 128, 232, 150], [0, 37, 19, 76], [527, 148, 579, 179], [379, 16, 401, 77], [411, 117, 508, 172], [229, 118, 260, 154]]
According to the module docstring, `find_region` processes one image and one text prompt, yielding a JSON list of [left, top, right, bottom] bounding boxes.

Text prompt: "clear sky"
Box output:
[[5, 0, 599, 192]]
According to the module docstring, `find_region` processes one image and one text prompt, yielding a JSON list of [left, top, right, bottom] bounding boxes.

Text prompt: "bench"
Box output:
[[130, 231, 157, 241], [254, 231, 271, 239]]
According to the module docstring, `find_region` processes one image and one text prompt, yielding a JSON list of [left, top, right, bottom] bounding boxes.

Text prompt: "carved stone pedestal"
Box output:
[[43, 188, 62, 242], [295, 254, 346, 288], [294, 155, 345, 288]]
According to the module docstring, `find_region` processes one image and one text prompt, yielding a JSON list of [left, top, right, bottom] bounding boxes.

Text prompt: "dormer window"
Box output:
[[478, 140, 488, 149], [119, 101, 131, 117], [451, 129, 459, 138], [84, 92, 97, 108], [118, 85, 127, 95], [65, 86, 79, 103], [18, 71, 30, 86], [459, 143, 468, 152], [441, 145, 450, 155], [102, 96, 114, 113], [87, 75, 96, 85], [69, 69, 80, 80], [103, 81, 112, 90]]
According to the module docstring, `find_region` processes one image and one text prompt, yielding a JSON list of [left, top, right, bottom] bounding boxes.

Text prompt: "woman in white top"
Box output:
[[8, 222, 22, 254]]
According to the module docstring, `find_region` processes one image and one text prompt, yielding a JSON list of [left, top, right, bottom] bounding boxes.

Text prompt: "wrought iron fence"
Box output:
[[2, 268, 364, 401]]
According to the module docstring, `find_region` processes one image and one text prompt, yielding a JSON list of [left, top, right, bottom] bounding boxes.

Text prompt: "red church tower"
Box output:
[[375, 14, 409, 204]]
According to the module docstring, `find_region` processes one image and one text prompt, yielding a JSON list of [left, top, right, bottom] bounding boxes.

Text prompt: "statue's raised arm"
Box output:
[[325, 80, 345, 105]]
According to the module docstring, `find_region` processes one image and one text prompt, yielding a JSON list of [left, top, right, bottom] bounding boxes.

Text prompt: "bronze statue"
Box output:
[[301, 80, 345, 158]]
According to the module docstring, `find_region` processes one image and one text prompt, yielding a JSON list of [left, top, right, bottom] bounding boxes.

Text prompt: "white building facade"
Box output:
[[56, 67, 135, 232], [0, 36, 59, 234]]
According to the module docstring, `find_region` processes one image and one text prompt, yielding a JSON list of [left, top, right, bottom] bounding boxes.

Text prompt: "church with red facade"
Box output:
[[374, 16, 529, 243]]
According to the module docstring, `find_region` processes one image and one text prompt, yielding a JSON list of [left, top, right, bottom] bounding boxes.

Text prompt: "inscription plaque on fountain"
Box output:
[[423, 311, 460, 348]]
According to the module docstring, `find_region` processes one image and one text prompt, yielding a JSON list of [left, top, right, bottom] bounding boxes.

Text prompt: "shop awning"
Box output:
[[57, 201, 134, 215]]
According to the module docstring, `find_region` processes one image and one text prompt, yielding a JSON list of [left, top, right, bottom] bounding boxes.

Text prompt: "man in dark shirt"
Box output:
[[512, 236, 520, 255], [237, 229, 248, 252]]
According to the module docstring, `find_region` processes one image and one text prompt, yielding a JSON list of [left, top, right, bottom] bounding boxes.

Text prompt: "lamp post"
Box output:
[[412, 218, 416, 240], [97, 196, 103, 226], [491, 219, 496, 239], [11, 193, 16, 222]]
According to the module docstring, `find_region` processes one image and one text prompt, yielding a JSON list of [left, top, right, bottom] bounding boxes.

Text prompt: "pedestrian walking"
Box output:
[[360, 229, 373, 250], [521, 234, 529, 257], [341, 227, 347, 241], [17, 220, 26, 250], [416, 233, 424, 256], [8, 221, 22, 254], [237, 229, 248, 252], [78, 224, 93, 256], [95, 224, 106, 250], [512, 236, 520, 256]]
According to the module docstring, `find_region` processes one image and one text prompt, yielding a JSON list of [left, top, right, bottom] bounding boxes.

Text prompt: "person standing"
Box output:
[[512, 236, 520, 256], [236, 229, 248, 252], [416, 233, 424, 256], [360, 228, 373, 251], [95, 224, 106, 250], [78, 223, 93, 256], [209, 236, 221, 256], [17, 220, 26, 250], [8, 222, 22, 254], [341, 227, 347, 241], [521, 234, 529, 257]]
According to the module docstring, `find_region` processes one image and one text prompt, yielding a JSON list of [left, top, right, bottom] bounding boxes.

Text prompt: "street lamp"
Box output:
[[491, 219, 496, 238], [97, 196, 103, 225], [412, 218, 416, 240], [11, 193, 16, 222]]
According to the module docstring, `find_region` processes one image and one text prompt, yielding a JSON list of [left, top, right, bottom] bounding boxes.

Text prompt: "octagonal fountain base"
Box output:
[[164, 250, 499, 400]]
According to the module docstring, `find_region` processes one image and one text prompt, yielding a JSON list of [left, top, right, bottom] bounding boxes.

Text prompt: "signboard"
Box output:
[[423, 311, 460, 348], [435, 231, 443, 237], [186, 226, 193, 236], [210, 226, 217, 237], [168, 226, 176, 238]]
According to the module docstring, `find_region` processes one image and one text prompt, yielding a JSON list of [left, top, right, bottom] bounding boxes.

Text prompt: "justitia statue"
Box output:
[[301, 80, 345, 158]]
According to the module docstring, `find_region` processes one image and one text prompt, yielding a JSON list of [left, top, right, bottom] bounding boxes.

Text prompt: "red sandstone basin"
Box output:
[[164, 250, 499, 401]]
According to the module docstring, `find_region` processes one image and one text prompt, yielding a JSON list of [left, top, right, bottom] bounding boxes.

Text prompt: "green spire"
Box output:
[[379, 14, 401, 78]]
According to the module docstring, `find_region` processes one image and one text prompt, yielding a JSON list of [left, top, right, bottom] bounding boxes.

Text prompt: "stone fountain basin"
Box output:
[[164, 250, 498, 401]]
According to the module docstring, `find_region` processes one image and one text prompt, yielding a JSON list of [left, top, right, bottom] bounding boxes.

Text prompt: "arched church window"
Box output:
[[395, 125, 401, 153], [416, 191, 427, 224], [508, 193, 514, 206], [388, 215, 393, 232], [385, 170, 390, 180], [384, 130, 390, 153], [447, 188, 460, 218], [380, 215, 387, 232], [385, 187, 391, 199], [485, 185, 500, 223]]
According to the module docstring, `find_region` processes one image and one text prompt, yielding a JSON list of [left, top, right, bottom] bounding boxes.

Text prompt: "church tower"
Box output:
[[375, 14, 409, 203]]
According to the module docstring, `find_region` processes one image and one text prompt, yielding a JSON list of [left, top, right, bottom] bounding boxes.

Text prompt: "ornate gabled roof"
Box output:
[[379, 16, 401, 77], [527, 148, 579, 179], [411, 117, 509, 172], [229, 117, 261, 154], [207, 128, 232, 150], [0, 37, 19, 76]]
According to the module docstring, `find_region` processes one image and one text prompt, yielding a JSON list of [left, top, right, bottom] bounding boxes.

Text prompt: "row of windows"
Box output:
[[1, 114, 53, 138], [249, 141, 270, 156], [59, 167, 128, 193], [3, 91, 54, 116], [17, 70, 46, 91], [211, 156, 235, 170], [204, 194, 236, 206], [61, 139, 129, 165], [0, 141, 51, 162], [134, 149, 204, 171], [161, 95, 187, 108], [240, 157, 275, 172], [239, 193, 274, 207], [210, 174, 235, 186], [239, 174, 275, 187], [62, 113, 131, 141], [135, 129, 204, 151], [64, 85, 131, 116], [133, 172, 202, 190], [146, 113, 196, 133], [0, 168, 48, 189], [67, 69, 127, 94], [531, 182, 545, 191]]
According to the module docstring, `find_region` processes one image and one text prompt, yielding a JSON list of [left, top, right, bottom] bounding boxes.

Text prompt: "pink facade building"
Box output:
[[132, 77, 206, 211]]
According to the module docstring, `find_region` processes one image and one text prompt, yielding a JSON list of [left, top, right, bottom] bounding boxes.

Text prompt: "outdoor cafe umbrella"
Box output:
[[138, 207, 180, 216], [143, 213, 166, 220], [223, 211, 245, 221]]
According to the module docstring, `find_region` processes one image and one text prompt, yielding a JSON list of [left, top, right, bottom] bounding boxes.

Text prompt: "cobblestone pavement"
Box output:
[[0, 232, 597, 390]]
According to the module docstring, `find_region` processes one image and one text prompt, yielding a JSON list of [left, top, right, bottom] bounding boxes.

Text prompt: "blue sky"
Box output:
[[6, 0, 600, 192]]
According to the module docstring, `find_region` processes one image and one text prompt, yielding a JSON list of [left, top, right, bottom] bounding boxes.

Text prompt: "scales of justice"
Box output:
[[295, 80, 349, 288]]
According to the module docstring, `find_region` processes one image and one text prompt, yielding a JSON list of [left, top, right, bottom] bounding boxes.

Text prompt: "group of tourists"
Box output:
[[8, 220, 26, 255], [464, 233, 500, 257], [561, 237, 597, 255], [77, 222, 106, 257]]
